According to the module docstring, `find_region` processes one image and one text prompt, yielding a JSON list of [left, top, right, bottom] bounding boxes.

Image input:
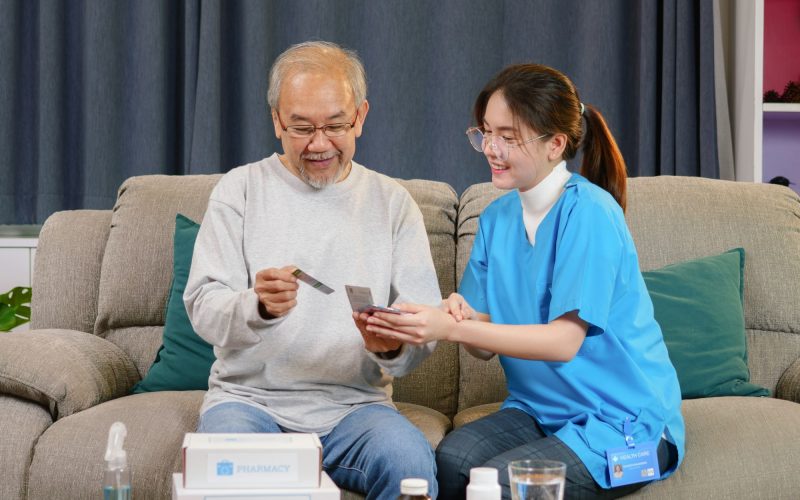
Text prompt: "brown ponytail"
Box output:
[[581, 104, 627, 212], [473, 64, 628, 211]]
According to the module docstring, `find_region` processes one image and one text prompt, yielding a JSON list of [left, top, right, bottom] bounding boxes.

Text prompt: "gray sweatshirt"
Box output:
[[184, 154, 441, 434]]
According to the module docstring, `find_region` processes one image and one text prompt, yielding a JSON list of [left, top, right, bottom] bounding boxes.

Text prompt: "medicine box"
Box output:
[[182, 432, 322, 489], [172, 472, 340, 500]]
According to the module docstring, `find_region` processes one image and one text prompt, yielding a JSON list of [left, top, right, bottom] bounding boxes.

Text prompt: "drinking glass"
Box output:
[[508, 459, 566, 500]]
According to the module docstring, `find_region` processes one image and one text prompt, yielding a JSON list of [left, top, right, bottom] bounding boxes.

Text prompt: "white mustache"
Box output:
[[302, 152, 339, 161]]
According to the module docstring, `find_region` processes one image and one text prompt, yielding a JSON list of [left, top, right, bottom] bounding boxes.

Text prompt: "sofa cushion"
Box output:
[[626, 177, 800, 392], [25, 392, 450, 500], [395, 402, 453, 449], [627, 397, 800, 498], [94, 175, 223, 338], [0, 329, 140, 418], [451, 398, 800, 498], [455, 183, 507, 413], [105, 326, 168, 379], [27, 391, 204, 500], [31, 210, 112, 333], [643, 248, 769, 399], [395, 179, 458, 298], [453, 402, 502, 428], [133, 215, 215, 393], [776, 357, 800, 404], [0, 395, 52, 500], [380, 179, 461, 418]]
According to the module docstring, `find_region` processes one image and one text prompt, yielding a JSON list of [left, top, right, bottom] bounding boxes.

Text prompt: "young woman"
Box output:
[[365, 64, 684, 499]]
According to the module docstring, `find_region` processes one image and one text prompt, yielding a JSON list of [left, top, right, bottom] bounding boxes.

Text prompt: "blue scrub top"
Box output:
[[459, 174, 685, 488]]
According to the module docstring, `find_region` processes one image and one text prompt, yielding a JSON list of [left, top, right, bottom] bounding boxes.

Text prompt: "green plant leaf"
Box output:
[[0, 287, 32, 331], [0, 287, 32, 307], [16, 305, 31, 320], [0, 304, 16, 331]]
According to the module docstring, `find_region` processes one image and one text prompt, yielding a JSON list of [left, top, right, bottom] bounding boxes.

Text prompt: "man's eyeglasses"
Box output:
[[466, 127, 548, 161], [276, 110, 359, 139]]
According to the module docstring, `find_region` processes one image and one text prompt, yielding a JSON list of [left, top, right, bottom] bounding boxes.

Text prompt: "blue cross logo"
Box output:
[[216, 460, 234, 476]]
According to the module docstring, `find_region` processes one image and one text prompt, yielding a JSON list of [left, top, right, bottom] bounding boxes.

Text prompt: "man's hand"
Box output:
[[353, 311, 402, 355], [254, 266, 299, 318]]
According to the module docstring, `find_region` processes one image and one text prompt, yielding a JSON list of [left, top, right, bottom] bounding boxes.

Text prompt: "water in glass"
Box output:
[[509, 472, 564, 500]]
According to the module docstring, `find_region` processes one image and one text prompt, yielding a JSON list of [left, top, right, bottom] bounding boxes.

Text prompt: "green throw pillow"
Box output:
[[643, 248, 769, 399], [132, 214, 215, 393]]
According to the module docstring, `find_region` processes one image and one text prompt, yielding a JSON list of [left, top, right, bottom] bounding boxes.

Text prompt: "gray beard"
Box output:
[[298, 160, 346, 190]]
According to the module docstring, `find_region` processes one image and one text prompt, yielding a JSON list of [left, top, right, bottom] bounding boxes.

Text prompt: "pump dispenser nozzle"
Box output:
[[105, 421, 128, 469], [103, 422, 131, 500]]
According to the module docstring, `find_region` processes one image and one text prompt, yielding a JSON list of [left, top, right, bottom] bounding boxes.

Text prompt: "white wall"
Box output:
[[725, 0, 764, 183]]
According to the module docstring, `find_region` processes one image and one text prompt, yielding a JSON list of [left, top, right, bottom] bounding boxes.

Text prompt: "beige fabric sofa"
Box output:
[[1, 174, 799, 499]]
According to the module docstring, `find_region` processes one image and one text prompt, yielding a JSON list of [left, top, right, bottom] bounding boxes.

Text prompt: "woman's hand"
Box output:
[[440, 293, 475, 322], [366, 303, 457, 345]]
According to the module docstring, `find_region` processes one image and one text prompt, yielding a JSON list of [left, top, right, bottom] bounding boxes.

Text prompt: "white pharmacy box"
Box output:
[[182, 433, 322, 489], [172, 472, 340, 500]]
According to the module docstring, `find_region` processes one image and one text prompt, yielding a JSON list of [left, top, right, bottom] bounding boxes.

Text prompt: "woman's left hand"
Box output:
[[366, 303, 457, 345]]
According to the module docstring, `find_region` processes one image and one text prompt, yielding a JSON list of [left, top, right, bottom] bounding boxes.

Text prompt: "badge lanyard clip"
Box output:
[[623, 417, 635, 449]]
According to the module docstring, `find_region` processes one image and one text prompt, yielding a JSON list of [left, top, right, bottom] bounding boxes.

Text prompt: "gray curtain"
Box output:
[[0, 0, 719, 224]]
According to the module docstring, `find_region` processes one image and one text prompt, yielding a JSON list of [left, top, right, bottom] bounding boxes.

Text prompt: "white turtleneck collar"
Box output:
[[519, 161, 571, 246]]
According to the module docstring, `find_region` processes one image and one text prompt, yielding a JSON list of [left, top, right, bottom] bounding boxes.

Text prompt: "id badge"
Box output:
[[606, 440, 660, 487]]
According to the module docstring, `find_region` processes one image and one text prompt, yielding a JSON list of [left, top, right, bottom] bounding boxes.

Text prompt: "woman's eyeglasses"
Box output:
[[466, 127, 548, 161]]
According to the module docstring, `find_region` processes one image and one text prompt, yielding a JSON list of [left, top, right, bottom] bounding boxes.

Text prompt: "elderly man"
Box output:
[[183, 41, 441, 499]]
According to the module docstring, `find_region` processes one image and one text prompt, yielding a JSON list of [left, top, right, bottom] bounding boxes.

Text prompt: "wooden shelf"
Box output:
[[763, 103, 800, 112]]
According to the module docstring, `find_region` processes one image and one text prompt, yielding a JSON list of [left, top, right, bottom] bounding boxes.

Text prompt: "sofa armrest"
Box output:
[[0, 329, 139, 419], [776, 357, 800, 404]]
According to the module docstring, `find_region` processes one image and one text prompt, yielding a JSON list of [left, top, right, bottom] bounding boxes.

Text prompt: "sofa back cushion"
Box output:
[[92, 173, 460, 417], [393, 179, 460, 418], [94, 175, 223, 374], [626, 176, 800, 392], [31, 210, 112, 333], [131, 214, 216, 393], [456, 183, 508, 412], [95, 175, 222, 334], [455, 177, 800, 410]]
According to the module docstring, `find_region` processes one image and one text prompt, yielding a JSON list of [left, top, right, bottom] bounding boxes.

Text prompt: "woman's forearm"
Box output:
[[449, 312, 587, 362]]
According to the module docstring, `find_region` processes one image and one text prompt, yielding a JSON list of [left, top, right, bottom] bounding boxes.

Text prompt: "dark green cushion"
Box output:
[[132, 214, 215, 393], [643, 248, 769, 399]]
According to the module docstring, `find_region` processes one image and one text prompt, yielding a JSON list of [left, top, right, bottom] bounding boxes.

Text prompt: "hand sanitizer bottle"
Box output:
[[103, 422, 131, 500], [467, 467, 501, 500]]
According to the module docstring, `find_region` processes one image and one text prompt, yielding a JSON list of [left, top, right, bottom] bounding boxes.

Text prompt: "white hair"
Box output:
[[267, 41, 367, 110]]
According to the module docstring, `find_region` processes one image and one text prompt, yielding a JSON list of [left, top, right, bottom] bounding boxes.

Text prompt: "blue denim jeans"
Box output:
[[198, 402, 437, 500]]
